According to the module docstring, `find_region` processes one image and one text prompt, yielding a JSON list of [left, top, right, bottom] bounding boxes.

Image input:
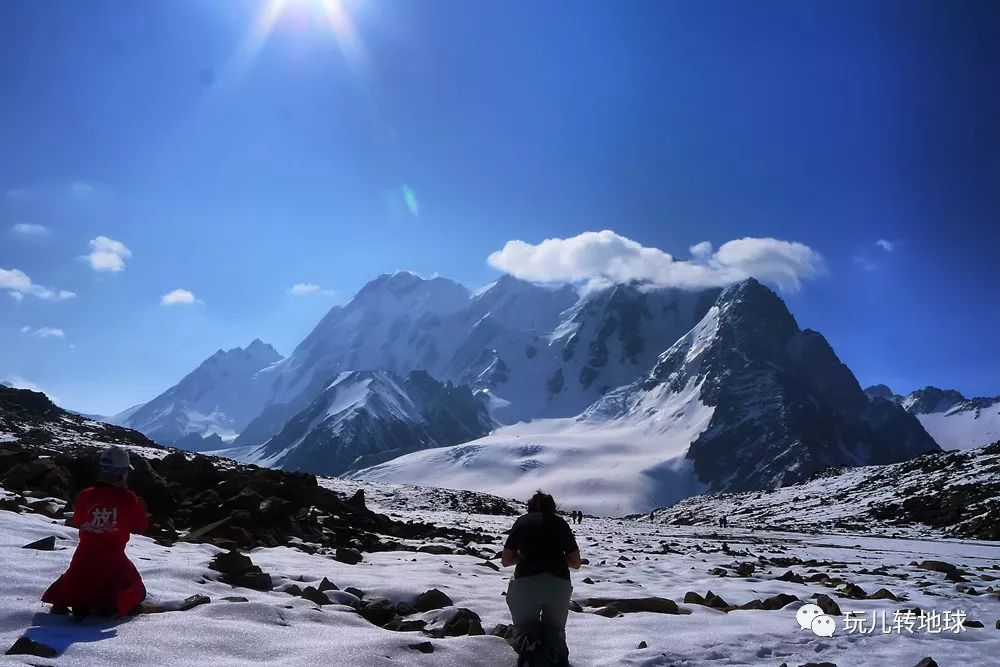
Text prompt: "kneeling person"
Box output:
[[43, 446, 149, 618], [502, 490, 581, 666]]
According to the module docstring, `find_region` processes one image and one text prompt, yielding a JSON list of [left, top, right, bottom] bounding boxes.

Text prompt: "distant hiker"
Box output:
[[42, 446, 149, 618], [649, 511, 655, 522], [502, 490, 581, 667]]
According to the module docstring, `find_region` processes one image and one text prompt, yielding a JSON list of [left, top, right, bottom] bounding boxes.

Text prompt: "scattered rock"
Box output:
[[208, 551, 273, 591], [443, 608, 484, 636], [5, 637, 57, 658], [778, 570, 805, 584], [637, 641, 648, 649], [868, 588, 900, 602], [735, 562, 755, 577], [913, 659, 939, 667], [761, 593, 799, 610], [359, 599, 398, 626], [408, 641, 434, 654], [841, 583, 868, 599], [414, 588, 453, 612], [683, 592, 706, 605], [582, 577, 596, 584], [918, 561, 957, 574], [221, 596, 249, 603], [300, 586, 332, 606], [334, 548, 363, 565], [476, 560, 500, 571], [962, 620, 984, 629], [345, 587, 366, 600], [346, 489, 366, 511], [585, 597, 680, 615], [945, 571, 967, 583], [318, 577, 338, 593], [815, 594, 841, 616], [21, 536, 56, 551], [417, 544, 454, 555], [179, 594, 211, 611]]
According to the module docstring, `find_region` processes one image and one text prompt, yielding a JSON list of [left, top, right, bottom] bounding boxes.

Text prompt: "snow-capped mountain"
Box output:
[[234, 272, 719, 448], [355, 279, 940, 514], [864, 384, 1000, 450], [235, 370, 494, 476], [111, 339, 283, 446]]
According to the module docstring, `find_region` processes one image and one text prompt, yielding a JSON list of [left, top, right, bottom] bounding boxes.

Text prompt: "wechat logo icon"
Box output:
[[797, 603, 836, 637]]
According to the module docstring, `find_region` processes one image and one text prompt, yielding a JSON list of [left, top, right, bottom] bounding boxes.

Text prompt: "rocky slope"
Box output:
[[865, 385, 1000, 451], [593, 278, 939, 493], [0, 385, 493, 554], [649, 441, 1000, 541], [238, 370, 495, 476], [112, 339, 283, 446]]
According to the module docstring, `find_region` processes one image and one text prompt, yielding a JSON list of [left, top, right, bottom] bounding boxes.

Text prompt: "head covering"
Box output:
[[99, 446, 132, 482]]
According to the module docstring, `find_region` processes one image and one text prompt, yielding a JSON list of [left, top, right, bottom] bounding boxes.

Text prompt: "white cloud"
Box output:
[[11, 223, 50, 236], [86, 236, 132, 272], [161, 288, 198, 305], [875, 239, 895, 253], [20, 326, 65, 339], [288, 282, 336, 297], [0, 266, 76, 301], [488, 230, 825, 292]]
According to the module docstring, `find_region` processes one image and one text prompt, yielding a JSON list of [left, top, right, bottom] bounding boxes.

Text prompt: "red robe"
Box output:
[[42, 485, 149, 617]]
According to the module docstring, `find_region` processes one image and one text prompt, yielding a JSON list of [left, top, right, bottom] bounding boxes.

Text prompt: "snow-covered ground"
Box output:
[[916, 407, 1000, 452], [352, 410, 711, 516], [3, 480, 999, 666]]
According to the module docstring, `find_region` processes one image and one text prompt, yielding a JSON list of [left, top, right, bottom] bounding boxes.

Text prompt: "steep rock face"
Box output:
[[246, 370, 494, 476], [594, 279, 939, 494], [235, 272, 719, 446], [112, 339, 283, 445], [868, 385, 1000, 450]]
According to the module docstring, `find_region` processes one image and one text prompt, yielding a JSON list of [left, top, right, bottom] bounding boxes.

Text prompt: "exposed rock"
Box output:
[[841, 583, 868, 599], [918, 561, 957, 574], [359, 599, 397, 626], [735, 562, 755, 577], [347, 489, 366, 511], [335, 548, 363, 565], [221, 596, 249, 603], [637, 641, 648, 649], [300, 586, 331, 606], [408, 641, 434, 654], [815, 594, 841, 616], [868, 588, 900, 602], [417, 544, 454, 555], [208, 551, 272, 591], [913, 659, 939, 667], [318, 577, 338, 592], [442, 608, 484, 636], [777, 570, 805, 584], [962, 620, 984, 629], [345, 587, 366, 600], [585, 597, 680, 615], [21, 536, 56, 551], [5, 637, 57, 658], [179, 594, 211, 611], [414, 588, 453, 612], [761, 593, 799, 610]]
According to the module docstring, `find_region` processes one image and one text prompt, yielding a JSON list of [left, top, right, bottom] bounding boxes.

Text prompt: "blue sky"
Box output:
[[1, 0, 997, 414]]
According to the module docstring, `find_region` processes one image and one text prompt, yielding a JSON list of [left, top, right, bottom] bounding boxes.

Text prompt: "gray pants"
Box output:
[[506, 573, 573, 663]]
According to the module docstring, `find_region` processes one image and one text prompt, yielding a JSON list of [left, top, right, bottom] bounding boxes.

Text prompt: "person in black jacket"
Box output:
[[502, 490, 581, 666]]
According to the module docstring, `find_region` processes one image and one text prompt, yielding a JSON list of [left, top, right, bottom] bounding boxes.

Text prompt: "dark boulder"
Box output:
[[5, 637, 57, 658], [22, 536, 56, 551], [414, 588, 453, 612], [443, 608, 484, 636]]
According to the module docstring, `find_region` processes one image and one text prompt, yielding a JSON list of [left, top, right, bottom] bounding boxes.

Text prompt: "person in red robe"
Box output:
[[42, 446, 149, 618]]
